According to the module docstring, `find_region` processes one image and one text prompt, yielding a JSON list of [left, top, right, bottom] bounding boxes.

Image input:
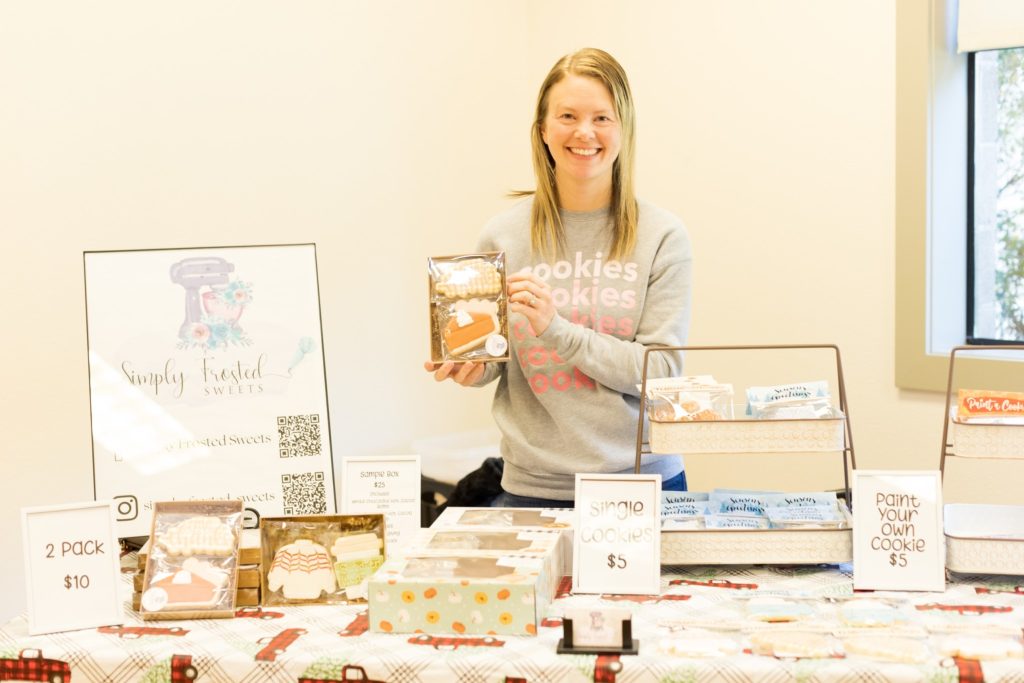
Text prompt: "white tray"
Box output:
[[650, 414, 846, 454], [945, 503, 1024, 575], [661, 508, 852, 565], [949, 420, 1024, 459]]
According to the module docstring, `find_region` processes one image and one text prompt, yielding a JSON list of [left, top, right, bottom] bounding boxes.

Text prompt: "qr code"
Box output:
[[277, 414, 321, 458], [281, 471, 327, 515]]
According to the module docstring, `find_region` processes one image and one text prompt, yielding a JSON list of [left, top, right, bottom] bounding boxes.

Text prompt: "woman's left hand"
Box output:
[[507, 270, 555, 336]]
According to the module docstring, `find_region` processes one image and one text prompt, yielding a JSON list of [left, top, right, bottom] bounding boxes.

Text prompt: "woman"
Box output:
[[426, 48, 692, 507]]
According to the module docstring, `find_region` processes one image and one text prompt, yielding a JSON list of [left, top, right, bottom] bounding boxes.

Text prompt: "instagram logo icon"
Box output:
[[113, 494, 138, 521]]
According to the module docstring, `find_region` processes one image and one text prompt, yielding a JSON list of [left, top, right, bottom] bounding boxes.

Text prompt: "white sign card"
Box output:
[[22, 501, 123, 635], [573, 473, 661, 595], [84, 244, 336, 536], [340, 455, 421, 554], [853, 470, 945, 592]]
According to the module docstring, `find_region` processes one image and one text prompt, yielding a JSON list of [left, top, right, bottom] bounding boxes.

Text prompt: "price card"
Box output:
[[573, 473, 661, 595], [340, 455, 421, 554], [21, 501, 123, 635], [852, 470, 945, 592]]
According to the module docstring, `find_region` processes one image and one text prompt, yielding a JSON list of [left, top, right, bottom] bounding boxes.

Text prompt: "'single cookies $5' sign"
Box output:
[[573, 474, 661, 595]]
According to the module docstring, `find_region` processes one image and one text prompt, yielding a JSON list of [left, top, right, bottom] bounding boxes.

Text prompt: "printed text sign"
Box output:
[[22, 501, 123, 635], [341, 455, 421, 554], [853, 470, 945, 592], [573, 474, 661, 595]]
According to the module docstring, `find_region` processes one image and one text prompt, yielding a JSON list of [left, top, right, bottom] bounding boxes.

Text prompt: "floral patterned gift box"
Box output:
[[368, 552, 557, 636]]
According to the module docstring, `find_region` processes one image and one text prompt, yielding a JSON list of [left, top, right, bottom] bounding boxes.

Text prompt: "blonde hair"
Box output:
[[514, 48, 638, 261]]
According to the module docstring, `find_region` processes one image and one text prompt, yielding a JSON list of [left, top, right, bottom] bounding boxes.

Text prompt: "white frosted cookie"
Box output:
[[746, 597, 813, 623], [658, 630, 740, 658], [157, 516, 236, 556], [843, 635, 929, 663], [750, 631, 836, 659], [939, 635, 1024, 661], [435, 259, 501, 298], [840, 599, 899, 627]]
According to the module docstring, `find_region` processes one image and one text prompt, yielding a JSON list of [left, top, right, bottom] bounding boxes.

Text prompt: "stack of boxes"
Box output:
[[132, 528, 262, 611], [368, 507, 574, 636]]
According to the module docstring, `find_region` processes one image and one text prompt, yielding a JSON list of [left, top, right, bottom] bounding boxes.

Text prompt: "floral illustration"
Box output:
[[170, 256, 254, 350]]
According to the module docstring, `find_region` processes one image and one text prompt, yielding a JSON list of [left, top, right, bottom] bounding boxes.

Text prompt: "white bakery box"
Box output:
[[945, 503, 1024, 575], [409, 527, 567, 579], [430, 507, 575, 572]]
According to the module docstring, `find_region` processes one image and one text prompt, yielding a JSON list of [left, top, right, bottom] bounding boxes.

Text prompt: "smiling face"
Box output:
[[541, 74, 622, 203]]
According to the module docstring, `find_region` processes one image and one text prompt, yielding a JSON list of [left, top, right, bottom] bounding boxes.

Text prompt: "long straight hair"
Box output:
[[514, 48, 638, 261]]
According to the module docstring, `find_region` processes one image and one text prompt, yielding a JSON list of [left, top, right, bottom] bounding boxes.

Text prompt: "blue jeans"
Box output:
[[489, 470, 687, 508]]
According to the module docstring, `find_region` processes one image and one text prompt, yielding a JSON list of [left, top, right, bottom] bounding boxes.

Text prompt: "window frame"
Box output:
[[895, 0, 1024, 392]]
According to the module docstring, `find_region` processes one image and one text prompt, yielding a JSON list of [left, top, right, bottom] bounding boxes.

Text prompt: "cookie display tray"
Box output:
[[948, 418, 1024, 459], [661, 507, 853, 565], [649, 414, 846, 454], [945, 503, 1024, 575]]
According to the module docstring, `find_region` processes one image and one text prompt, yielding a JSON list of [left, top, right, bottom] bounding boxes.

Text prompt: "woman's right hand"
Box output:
[[423, 360, 486, 386]]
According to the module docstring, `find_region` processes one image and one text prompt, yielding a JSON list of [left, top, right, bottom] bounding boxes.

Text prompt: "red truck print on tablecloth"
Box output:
[[668, 578, 758, 590], [975, 585, 1024, 596], [169, 655, 197, 682], [915, 603, 1013, 615], [338, 611, 369, 637], [235, 607, 284, 620], [97, 625, 189, 639], [407, 634, 505, 650], [298, 664, 386, 683], [0, 649, 72, 682], [594, 654, 622, 683], [255, 628, 307, 662]]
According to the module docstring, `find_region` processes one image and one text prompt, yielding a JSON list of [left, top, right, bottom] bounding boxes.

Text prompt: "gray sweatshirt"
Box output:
[[476, 198, 693, 500]]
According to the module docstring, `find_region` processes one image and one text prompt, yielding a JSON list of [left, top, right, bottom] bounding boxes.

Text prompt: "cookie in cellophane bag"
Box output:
[[428, 252, 509, 363]]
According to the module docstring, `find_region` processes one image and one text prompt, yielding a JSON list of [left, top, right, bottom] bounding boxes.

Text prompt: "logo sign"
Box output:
[[853, 470, 944, 592], [84, 244, 336, 536], [341, 455, 421, 554], [22, 501, 123, 635], [573, 474, 661, 595]]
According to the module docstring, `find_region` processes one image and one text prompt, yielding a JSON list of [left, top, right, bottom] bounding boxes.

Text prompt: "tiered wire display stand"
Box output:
[[939, 345, 1024, 576], [635, 344, 856, 565]]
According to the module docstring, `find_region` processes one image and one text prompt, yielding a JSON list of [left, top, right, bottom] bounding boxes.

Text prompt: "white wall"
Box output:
[[0, 1, 951, 623]]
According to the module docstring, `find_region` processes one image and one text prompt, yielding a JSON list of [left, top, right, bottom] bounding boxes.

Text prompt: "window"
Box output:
[[895, 0, 1024, 392], [968, 48, 1024, 343]]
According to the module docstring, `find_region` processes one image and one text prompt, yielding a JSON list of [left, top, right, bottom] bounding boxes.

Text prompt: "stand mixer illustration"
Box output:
[[170, 257, 235, 338]]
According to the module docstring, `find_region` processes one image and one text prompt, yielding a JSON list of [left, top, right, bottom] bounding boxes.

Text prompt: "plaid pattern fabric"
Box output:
[[4, 561, 1024, 682]]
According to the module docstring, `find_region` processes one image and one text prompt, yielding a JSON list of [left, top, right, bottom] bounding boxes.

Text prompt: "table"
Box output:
[[3, 560, 1024, 683]]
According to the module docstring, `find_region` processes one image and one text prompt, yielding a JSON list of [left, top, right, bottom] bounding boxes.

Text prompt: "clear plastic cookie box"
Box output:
[[636, 344, 856, 566]]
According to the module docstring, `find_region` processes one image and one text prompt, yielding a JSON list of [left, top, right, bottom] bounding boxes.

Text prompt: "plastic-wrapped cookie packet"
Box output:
[[746, 381, 834, 419], [140, 500, 244, 620], [956, 389, 1024, 424], [766, 505, 846, 529], [642, 376, 734, 422], [429, 252, 509, 363], [660, 491, 709, 529], [260, 514, 386, 606]]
